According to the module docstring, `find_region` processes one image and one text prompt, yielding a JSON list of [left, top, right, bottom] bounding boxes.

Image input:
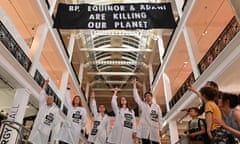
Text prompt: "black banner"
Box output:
[[53, 3, 177, 29]]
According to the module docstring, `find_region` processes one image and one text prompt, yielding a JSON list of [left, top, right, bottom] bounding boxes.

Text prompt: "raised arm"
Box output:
[[65, 83, 72, 108], [111, 88, 120, 115], [188, 84, 207, 103], [39, 80, 49, 106], [132, 78, 143, 107], [90, 90, 98, 117]]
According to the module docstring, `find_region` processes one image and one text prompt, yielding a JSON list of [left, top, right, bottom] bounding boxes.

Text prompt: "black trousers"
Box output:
[[59, 141, 68, 144], [142, 139, 159, 144]]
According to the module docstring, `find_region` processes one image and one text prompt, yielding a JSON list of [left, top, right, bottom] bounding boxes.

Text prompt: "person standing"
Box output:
[[28, 80, 60, 144], [58, 84, 86, 144], [107, 88, 136, 144], [186, 107, 207, 144], [132, 78, 162, 144], [199, 86, 226, 144], [88, 90, 110, 144], [216, 92, 240, 142], [188, 81, 219, 115]]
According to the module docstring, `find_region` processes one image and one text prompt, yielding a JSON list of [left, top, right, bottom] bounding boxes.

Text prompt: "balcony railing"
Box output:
[[0, 21, 32, 72], [169, 72, 195, 109], [0, 120, 31, 144], [198, 16, 240, 74], [169, 16, 240, 110]]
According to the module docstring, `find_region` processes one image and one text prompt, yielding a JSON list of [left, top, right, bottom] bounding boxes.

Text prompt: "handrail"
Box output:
[[0, 120, 31, 144], [168, 16, 240, 110], [0, 21, 32, 72]]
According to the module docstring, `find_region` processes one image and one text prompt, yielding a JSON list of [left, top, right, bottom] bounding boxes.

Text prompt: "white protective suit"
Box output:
[[58, 89, 86, 144], [107, 95, 136, 144], [28, 90, 60, 144], [88, 99, 110, 144], [133, 88, 162, 143]]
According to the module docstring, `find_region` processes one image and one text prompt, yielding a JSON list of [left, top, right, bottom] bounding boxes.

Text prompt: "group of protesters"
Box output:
[[28, 78, 163, 144], [27, 78, 240, 144]]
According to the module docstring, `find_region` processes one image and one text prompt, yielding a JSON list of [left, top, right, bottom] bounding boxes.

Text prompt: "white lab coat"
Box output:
[[88, 99, 110, 144], [58, 89, 86, 144], [133, 88, 162, 143], [107, 95, 136, 144], [28, 90, 60, 144]]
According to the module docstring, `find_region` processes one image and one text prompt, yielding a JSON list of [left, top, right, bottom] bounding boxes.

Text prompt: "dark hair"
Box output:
[[144, 91, 153, 98], [200, 87, 218, 101], [98, 104, 107, 114], [188, 107, 200, 115], [72, 95, 82, 106], [222, 92, 238, 108], [118, 96, 130, 109], [206, 81, 219, 90], [238, 94, 240, 105], [98, 104, 105, 108]]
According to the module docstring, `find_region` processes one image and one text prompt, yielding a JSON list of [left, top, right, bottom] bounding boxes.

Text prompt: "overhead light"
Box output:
[[201, 31, 208, 36], [184, 61, 188, 65], [94, 60, 137, 65]]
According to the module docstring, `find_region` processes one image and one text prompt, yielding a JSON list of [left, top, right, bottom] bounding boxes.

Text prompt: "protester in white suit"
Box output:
[[28, 80, 60, 144], [107, 88, 136, 144], [88, 90, 110, 144], [132, 78, 162, 144], [58, 84, 86, 144]]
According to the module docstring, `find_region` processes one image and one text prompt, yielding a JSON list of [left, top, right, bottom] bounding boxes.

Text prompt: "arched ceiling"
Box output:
[[69, 29, 170, 111]]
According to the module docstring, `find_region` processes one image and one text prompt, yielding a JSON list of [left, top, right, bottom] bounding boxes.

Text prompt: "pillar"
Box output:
[[29, 24, 48, 76], [183, 28, 200, 79], [48, 0, 57, 16], [174, 0, 185, 17], [78, 63, 84, 88], [53, 71, 69, 143], [169, 120, 179, 144], [148, 63, 153, 90], [67, 33, 75, 62], [85, 82, 90, 101], [162, 73, 172, 112], [0, 88, 30, 143], [157, 36, 165, 63]]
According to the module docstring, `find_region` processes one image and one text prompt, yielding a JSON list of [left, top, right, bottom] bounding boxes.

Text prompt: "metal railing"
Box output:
[[0, 21, 32, 72], [168, 16, 240, 110], [0, 120, 31, 144]]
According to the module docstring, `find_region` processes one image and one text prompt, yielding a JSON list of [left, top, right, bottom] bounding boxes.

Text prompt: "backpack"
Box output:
[[188, 118, 210, 144]]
